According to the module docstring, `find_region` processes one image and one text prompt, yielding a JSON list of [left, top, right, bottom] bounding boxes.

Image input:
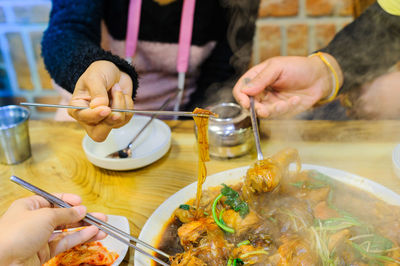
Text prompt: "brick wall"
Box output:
[[253, 0, 354, 64], [0, 0, 355, 119]]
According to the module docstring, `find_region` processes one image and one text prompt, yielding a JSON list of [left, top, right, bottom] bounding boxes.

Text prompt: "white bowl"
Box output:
[[82, 115, 171, 171], [393, 144, 400, 179]]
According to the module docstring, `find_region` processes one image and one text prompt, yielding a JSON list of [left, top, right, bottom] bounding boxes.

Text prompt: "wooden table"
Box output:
[[1, 119, 400, 265]]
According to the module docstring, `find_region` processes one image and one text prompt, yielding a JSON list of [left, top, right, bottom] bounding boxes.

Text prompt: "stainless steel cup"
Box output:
[[0, 105, 31, 164], [195, 102, 253, 158]]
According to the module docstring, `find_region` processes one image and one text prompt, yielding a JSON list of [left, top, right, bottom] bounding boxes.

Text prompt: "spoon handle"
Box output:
[[249, 97, 263, 161], [128, 91, 178, 147]]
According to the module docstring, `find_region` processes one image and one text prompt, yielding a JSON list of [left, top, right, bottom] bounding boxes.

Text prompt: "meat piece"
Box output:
[[328, 229, 351, 252], [199, 188, 220, 210], [232, 244, 257, 258], [222, 209, 261, 236], [313, 201, 340, 220], [303, 186, 331, 204], [277, 234, 317, 266], [177, 218, 216, 247], [177, 217, 230, 266], [170, 250, 207, 266], [174, 208, 195, 224], [243, 148, 301, 198]]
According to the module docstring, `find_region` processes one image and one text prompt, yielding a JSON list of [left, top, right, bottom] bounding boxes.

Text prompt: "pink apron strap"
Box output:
[[125, 0, 142, 59], [174, 0, 196, 112], [177, 0, 196, 73]]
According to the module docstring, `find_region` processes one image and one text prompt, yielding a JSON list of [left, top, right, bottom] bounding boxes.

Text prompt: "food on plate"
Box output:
[[154, 148, 400, 265], [43, 241, 119, 266]]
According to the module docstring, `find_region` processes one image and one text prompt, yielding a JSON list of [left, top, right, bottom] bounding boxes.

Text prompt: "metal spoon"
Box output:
[[249, 96, 263, 160], [106, 91, 178, 159]]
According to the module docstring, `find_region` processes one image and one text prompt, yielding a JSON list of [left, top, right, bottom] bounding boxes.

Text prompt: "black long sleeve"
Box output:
[[320, 2, 400, 94], [41, 0, 138, 96]]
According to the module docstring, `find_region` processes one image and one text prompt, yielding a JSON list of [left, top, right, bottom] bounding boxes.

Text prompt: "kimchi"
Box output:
[[43, 241, 118, 266]]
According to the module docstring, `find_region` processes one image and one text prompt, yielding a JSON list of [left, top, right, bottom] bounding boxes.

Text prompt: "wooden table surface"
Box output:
[[1, 119, 400, 265]]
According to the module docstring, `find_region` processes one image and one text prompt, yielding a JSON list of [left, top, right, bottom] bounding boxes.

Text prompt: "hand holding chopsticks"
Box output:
[[10, 176, 171, 266]]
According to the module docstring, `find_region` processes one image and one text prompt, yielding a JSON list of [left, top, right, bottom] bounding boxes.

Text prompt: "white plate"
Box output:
[[82, 115, 171, 171], [101, 215, 130, 266], [134, 164, 400, 265]]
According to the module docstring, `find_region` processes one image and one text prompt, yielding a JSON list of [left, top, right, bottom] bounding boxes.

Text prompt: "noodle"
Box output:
[[192, 108, 214, 212]]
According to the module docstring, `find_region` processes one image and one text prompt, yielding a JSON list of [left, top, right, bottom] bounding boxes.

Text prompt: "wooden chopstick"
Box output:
[[20, 102, 214, 118], [10, 175, 170, 266]]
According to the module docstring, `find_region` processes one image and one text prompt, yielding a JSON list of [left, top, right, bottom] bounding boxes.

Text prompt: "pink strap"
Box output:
[[125, 0, 142, 58], [177, 0, 196, 73], [125, 0, 195, 72]]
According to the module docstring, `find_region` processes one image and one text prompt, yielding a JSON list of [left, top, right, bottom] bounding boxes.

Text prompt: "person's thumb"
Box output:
[[86, 77, 110, 109], [49, 206, 86, 227]]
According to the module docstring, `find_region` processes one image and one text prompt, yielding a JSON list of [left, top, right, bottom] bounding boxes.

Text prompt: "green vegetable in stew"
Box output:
[[221, 184, 249, 218]]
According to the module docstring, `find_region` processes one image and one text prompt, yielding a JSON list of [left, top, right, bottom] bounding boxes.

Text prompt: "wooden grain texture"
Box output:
[[1, 119, 400, 265]]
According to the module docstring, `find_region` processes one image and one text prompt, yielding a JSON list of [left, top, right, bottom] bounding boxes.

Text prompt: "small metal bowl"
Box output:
[[196, 102, 253, 158]]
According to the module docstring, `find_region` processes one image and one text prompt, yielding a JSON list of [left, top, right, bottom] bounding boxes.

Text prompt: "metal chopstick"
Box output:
[[249, 97, 264, 161], [10, 175, 170, 266], [20, 102, 213, 118]]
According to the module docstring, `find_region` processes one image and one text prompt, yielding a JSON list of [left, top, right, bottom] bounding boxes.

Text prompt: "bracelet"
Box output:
[[309, 52, 340, 105]]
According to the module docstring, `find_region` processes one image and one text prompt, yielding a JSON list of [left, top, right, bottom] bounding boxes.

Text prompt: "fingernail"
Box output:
[[113, 83, 121, 92], [74, 206, 86, 216], [112, 113, 120, 121], [121, 86, 129, 95], [291, 97, 300, 105], [275, 105, 283, 113], [100, 109, 109, 116]]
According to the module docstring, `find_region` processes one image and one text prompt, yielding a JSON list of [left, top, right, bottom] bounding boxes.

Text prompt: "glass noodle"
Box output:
[[192, 108, 215, 212]]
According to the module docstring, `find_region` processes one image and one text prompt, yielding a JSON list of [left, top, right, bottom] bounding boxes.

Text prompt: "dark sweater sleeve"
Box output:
[[320, 2, 400, 94], [41, 0, 138, 97], [187, 0, 260, 109]]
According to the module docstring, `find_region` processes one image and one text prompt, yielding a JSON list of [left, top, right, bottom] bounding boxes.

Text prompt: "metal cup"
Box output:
[[0, 105, 31, 164], [195, 102, 253, 158]]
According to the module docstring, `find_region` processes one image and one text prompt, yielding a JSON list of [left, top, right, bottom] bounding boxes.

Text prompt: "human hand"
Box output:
[[69, 60, 134, 142], [0, 194, 107, 265], [233, 54, 343, 118], [347, 70, 400, 119]]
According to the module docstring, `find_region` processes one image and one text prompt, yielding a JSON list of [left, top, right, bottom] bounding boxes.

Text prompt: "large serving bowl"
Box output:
[[134, 164, 400, 265]]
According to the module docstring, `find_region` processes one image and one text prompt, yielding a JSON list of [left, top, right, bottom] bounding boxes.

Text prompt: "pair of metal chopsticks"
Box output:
[[10, 176, 170, 266], [20, 102, 214, 118]]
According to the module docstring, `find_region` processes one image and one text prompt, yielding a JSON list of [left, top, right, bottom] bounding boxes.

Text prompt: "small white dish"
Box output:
[[100, 215, 130, 265], [82, 115, 171, 171], [393, 144, 400, 179]]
